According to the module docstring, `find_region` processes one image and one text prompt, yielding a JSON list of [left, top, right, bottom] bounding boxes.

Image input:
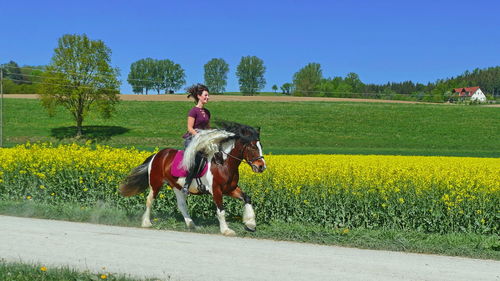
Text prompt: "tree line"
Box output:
[[126, 56, 265, 96], [291, 63, 500, 102], [3, 58, 499, 103]]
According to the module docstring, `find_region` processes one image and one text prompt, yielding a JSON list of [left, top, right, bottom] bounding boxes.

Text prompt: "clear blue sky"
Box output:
[[1, 0, 499, 94]]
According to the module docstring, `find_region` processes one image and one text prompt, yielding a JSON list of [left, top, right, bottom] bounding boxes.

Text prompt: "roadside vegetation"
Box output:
[[0, 260, 156, 281]]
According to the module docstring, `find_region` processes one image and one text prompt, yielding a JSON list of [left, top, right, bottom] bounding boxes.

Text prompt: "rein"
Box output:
[[221, 144, 264, 169]]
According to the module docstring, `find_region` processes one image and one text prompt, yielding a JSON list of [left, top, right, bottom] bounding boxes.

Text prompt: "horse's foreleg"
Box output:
[[142, 187, 155, 227], [228, 187, 256, 232], [173, 188, 196, 229], [213, 187, 236, 236]]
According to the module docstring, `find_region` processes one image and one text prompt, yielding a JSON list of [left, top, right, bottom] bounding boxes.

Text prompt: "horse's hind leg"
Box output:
[[228, 187, 256, 232], [173, 188, 196, 229], [142, 187, 155, 227], [142, 174, 162, 227]]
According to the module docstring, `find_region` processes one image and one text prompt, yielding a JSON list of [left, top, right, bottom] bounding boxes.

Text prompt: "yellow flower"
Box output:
[[39, 185, 46, 189], [26, 196, 32, 200], [100, 274, 108, 279], [40, 266, 47, 272], [83, 188, 89, 192]]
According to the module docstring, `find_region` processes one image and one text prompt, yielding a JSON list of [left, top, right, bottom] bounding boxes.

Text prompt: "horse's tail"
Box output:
[[119, 154, 155, 197]]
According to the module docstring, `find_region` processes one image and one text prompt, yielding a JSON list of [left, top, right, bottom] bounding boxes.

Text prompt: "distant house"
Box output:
[[452, 87, 486, 102]]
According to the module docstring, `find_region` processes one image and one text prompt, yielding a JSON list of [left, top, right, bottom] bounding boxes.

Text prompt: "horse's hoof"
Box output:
[[223, 229, 236, 236], [244, 225, 256, 232], [141, 221, 153, 228], [186, 221, 196, 229], [244, 220, 256, 232]]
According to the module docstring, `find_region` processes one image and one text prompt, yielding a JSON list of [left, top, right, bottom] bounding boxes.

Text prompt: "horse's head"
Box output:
[[241, 138, 266, 173], [219, 122, 266, 173]]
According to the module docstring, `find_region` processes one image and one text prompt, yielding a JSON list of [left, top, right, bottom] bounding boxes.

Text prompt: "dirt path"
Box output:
[[1, 215, 499, 281], [6, 94, 499, 106]]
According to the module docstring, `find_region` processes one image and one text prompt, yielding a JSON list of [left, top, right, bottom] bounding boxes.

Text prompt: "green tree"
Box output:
[[344, 72, 364, 94], [128, 58, 155, 94], [280, 83, 293, 95], [204, 58, 229, 94], [293, 63, 322, 96], [317, 78, 336, 97], [39, 34, 120, 137], [3, 61, 27, 84], [236, 56, 266, 95], [154, 59, 185, 94], [272, 84, 278, 93], [0, 63, 44, 93]]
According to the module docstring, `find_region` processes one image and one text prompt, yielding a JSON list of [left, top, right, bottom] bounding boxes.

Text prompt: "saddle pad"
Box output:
[[170, 150, 208, 178]]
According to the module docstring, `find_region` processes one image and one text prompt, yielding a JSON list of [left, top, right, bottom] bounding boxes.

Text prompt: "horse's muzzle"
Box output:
[[250, 161, 266, 173]]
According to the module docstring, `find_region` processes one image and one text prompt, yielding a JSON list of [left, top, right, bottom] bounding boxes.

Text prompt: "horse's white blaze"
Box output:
[[256, 141, 266, 168], [243, 203, 256, 230]]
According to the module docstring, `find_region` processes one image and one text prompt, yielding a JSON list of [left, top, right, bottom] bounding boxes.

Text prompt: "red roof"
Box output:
[[453, 86, 481, 96]]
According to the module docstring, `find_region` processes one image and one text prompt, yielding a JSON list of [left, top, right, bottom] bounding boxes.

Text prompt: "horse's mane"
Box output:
[[216, 121, 260, 144], [181, 122, 260, 171], [181, 129, 235, 170]]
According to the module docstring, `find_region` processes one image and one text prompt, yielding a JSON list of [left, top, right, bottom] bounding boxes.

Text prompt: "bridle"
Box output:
[[221, 141, 264, 169]]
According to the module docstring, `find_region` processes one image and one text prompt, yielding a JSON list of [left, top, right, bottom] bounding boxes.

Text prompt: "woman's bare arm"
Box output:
[[187, 116, 197, 135]]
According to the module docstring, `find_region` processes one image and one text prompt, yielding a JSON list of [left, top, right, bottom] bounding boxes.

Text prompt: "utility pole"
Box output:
[[0, 67, 3, 147]]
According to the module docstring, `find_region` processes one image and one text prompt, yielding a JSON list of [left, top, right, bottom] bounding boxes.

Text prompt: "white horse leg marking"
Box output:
[[243, 203, 256, 231], [217, 208, 235, 236], [173, 188, 196, 228], [141, 187, 154, 227]]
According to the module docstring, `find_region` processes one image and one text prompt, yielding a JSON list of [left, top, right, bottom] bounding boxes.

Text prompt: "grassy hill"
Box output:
[[2, 98, 499, 157]]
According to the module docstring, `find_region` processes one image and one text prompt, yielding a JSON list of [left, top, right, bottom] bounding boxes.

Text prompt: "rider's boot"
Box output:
[[182, 152, 206, 194]]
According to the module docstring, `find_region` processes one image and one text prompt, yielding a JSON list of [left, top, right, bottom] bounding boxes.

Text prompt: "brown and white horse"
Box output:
[[119, 123, 266, 236]]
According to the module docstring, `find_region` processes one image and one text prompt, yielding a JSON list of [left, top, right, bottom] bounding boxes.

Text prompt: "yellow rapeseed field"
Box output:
[[1, 143, 498, 234]]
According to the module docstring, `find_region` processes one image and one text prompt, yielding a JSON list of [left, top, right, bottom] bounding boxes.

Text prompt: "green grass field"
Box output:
[[2, 98, 499, 157]]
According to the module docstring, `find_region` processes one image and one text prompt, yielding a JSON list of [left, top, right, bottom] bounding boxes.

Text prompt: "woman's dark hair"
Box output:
[[186, 84, 209, 103]]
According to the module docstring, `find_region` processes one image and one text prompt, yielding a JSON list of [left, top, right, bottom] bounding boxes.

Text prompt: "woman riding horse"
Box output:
[[119, 122, 266, 236], [182, 83, 212, 194]]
